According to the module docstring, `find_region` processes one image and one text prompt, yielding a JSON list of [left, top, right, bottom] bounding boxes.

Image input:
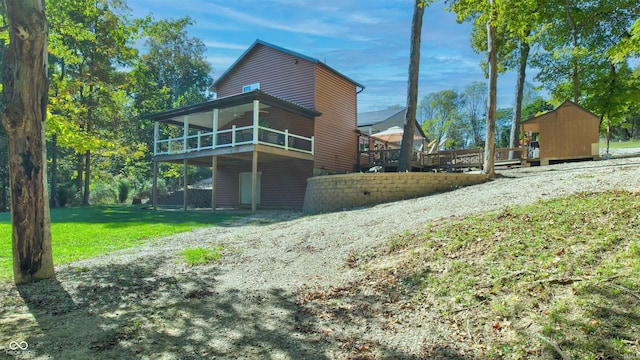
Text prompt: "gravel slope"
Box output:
[[1, 155, 640, 359]]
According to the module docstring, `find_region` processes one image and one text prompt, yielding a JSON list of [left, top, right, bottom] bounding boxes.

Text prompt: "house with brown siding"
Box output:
[[147, 40, 364, 211]]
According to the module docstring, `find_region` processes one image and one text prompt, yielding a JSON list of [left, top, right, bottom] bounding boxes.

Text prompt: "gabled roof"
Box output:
[[357, 107, 405, 127], [212, 39, 365, 91], [522, 100, 600, 124]]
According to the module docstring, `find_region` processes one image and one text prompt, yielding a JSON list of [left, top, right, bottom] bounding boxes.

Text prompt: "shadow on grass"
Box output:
[[5, 255, 456, 359]]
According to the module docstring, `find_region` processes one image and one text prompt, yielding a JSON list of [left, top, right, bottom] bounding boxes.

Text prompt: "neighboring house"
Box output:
[[357, 107, 427, 140], [356, 108, 430, 172], [357, 107, 406, 134], [148, 40, 364, 211], [521, 100, 600, 166]]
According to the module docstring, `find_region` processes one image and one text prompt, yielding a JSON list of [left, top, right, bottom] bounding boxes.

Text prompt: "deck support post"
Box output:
[[183, 158, 188, 212], [212, 156, 217, 213], [252, 150, 258, 213]]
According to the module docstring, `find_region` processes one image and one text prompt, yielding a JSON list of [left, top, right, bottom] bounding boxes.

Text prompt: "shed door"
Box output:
[[239, 172, 261, 205]]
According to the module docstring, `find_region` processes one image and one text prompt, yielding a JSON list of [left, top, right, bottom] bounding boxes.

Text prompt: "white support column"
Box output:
[[183, 115, 189, 153], [252, 100, 260, 144], [284, 129, 289, 150], [212, 108, 219, 148], [231, 125, 236, 146], [154, 121, 159, 156]]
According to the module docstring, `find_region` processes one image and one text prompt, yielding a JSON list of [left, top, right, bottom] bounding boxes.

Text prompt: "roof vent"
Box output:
[[242, 82, 260, 93]]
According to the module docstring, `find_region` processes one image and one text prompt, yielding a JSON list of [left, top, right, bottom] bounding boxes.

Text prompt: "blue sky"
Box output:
[[127, 0, 523, 112]]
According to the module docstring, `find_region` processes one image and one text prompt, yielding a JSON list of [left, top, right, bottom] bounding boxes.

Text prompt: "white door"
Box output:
[[239, 172, 261, 205]]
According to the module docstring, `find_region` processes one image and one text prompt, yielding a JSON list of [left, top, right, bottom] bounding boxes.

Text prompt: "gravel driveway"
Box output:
[[2, 155, 640, 359]]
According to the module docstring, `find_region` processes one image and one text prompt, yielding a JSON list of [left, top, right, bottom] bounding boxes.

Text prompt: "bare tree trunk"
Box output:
[[566, 0, 580, 103], [76, 152, 83, 196], [1, 0, 54, 284], [483, 0, 497, 176], [509, 34, 530, 159], [50, 134, 60, 208], [398, 0, 424, 172], [83, 149, 90, 205]]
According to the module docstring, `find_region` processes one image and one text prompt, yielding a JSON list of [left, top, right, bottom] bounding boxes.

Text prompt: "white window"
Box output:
[[242, 82, 260, 93]]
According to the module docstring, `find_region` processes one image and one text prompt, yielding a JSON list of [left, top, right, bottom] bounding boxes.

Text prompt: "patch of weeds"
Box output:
[[388, 230, 414, 252], [179, 246, 223, 265], [75, 266, 90, 273]]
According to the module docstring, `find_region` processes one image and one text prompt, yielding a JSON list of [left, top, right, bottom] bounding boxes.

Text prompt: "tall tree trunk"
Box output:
[[565, 0, 580, 103], [605, 63, 617, 155], [1, 0, 54, 284], [509, 34, 530, 159], [50, 134, 60, 208], [483, 0, 497, 176], [398, 0, 424, 172], [83, 149, 90, 205], [75, 153, 83, 202]]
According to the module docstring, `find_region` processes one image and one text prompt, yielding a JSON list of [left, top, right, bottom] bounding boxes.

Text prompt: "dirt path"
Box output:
[[1, 156, 640, 359]]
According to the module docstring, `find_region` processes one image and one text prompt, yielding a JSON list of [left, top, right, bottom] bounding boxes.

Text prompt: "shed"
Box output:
[[521, 100, 600, 166]]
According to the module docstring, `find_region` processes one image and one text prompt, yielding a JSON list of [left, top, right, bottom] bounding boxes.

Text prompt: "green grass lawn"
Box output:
[[0, 206, 243, 281], [600, 139, 640, 149]]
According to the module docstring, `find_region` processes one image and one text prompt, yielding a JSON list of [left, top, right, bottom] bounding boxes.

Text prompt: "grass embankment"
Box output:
[[0, 206, 242, 281], [359, 190, 639, 358]]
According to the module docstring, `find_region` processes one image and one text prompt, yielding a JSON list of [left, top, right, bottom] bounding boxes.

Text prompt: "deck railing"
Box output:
[[154, 125, 314, 156], [359, 147, 523, 170]]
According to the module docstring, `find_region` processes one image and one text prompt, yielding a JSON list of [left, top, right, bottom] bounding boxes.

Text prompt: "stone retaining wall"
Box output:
[[303, 172, 489, 213]]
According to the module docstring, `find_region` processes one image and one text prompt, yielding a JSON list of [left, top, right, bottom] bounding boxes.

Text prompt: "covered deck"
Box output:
[[149, 90, 321, 212]]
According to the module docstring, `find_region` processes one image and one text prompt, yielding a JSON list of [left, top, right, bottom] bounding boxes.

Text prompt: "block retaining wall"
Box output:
[[303, 172, 489, 213]]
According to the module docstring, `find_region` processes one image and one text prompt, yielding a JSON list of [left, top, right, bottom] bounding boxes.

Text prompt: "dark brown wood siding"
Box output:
[[523, 102, 600, 159], [215, 44, 316, 109], [215, 158, 312, 209], [314, 66, 358, 173]]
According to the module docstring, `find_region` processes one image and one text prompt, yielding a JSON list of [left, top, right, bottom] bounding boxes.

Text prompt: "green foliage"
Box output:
[[90, 182, 118, 205], [180, 247, 223, 265], [117, 179, 130, 203], [0, 206, 243, 281], [418, 90, 465, 148]]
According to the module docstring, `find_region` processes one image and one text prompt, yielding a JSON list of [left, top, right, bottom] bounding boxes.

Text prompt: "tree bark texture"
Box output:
[[565, 0, 580, 103], [509, 34, 530, 159], [50, 134, 60, 208], [483, 0, 497, 176], [398, 0, 424, 172], [1, 0, 54, 284]]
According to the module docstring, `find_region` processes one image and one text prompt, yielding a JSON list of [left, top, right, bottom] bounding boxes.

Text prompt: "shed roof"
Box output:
[[521, 100, 600, 125], [212, 39, 365, 92]]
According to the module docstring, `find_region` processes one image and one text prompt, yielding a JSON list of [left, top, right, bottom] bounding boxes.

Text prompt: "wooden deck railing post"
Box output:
[[253, 100, 260, 144], [153, 121, 159, 156], [183, 115, 189, 153], [212, 108, 219, 149]]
